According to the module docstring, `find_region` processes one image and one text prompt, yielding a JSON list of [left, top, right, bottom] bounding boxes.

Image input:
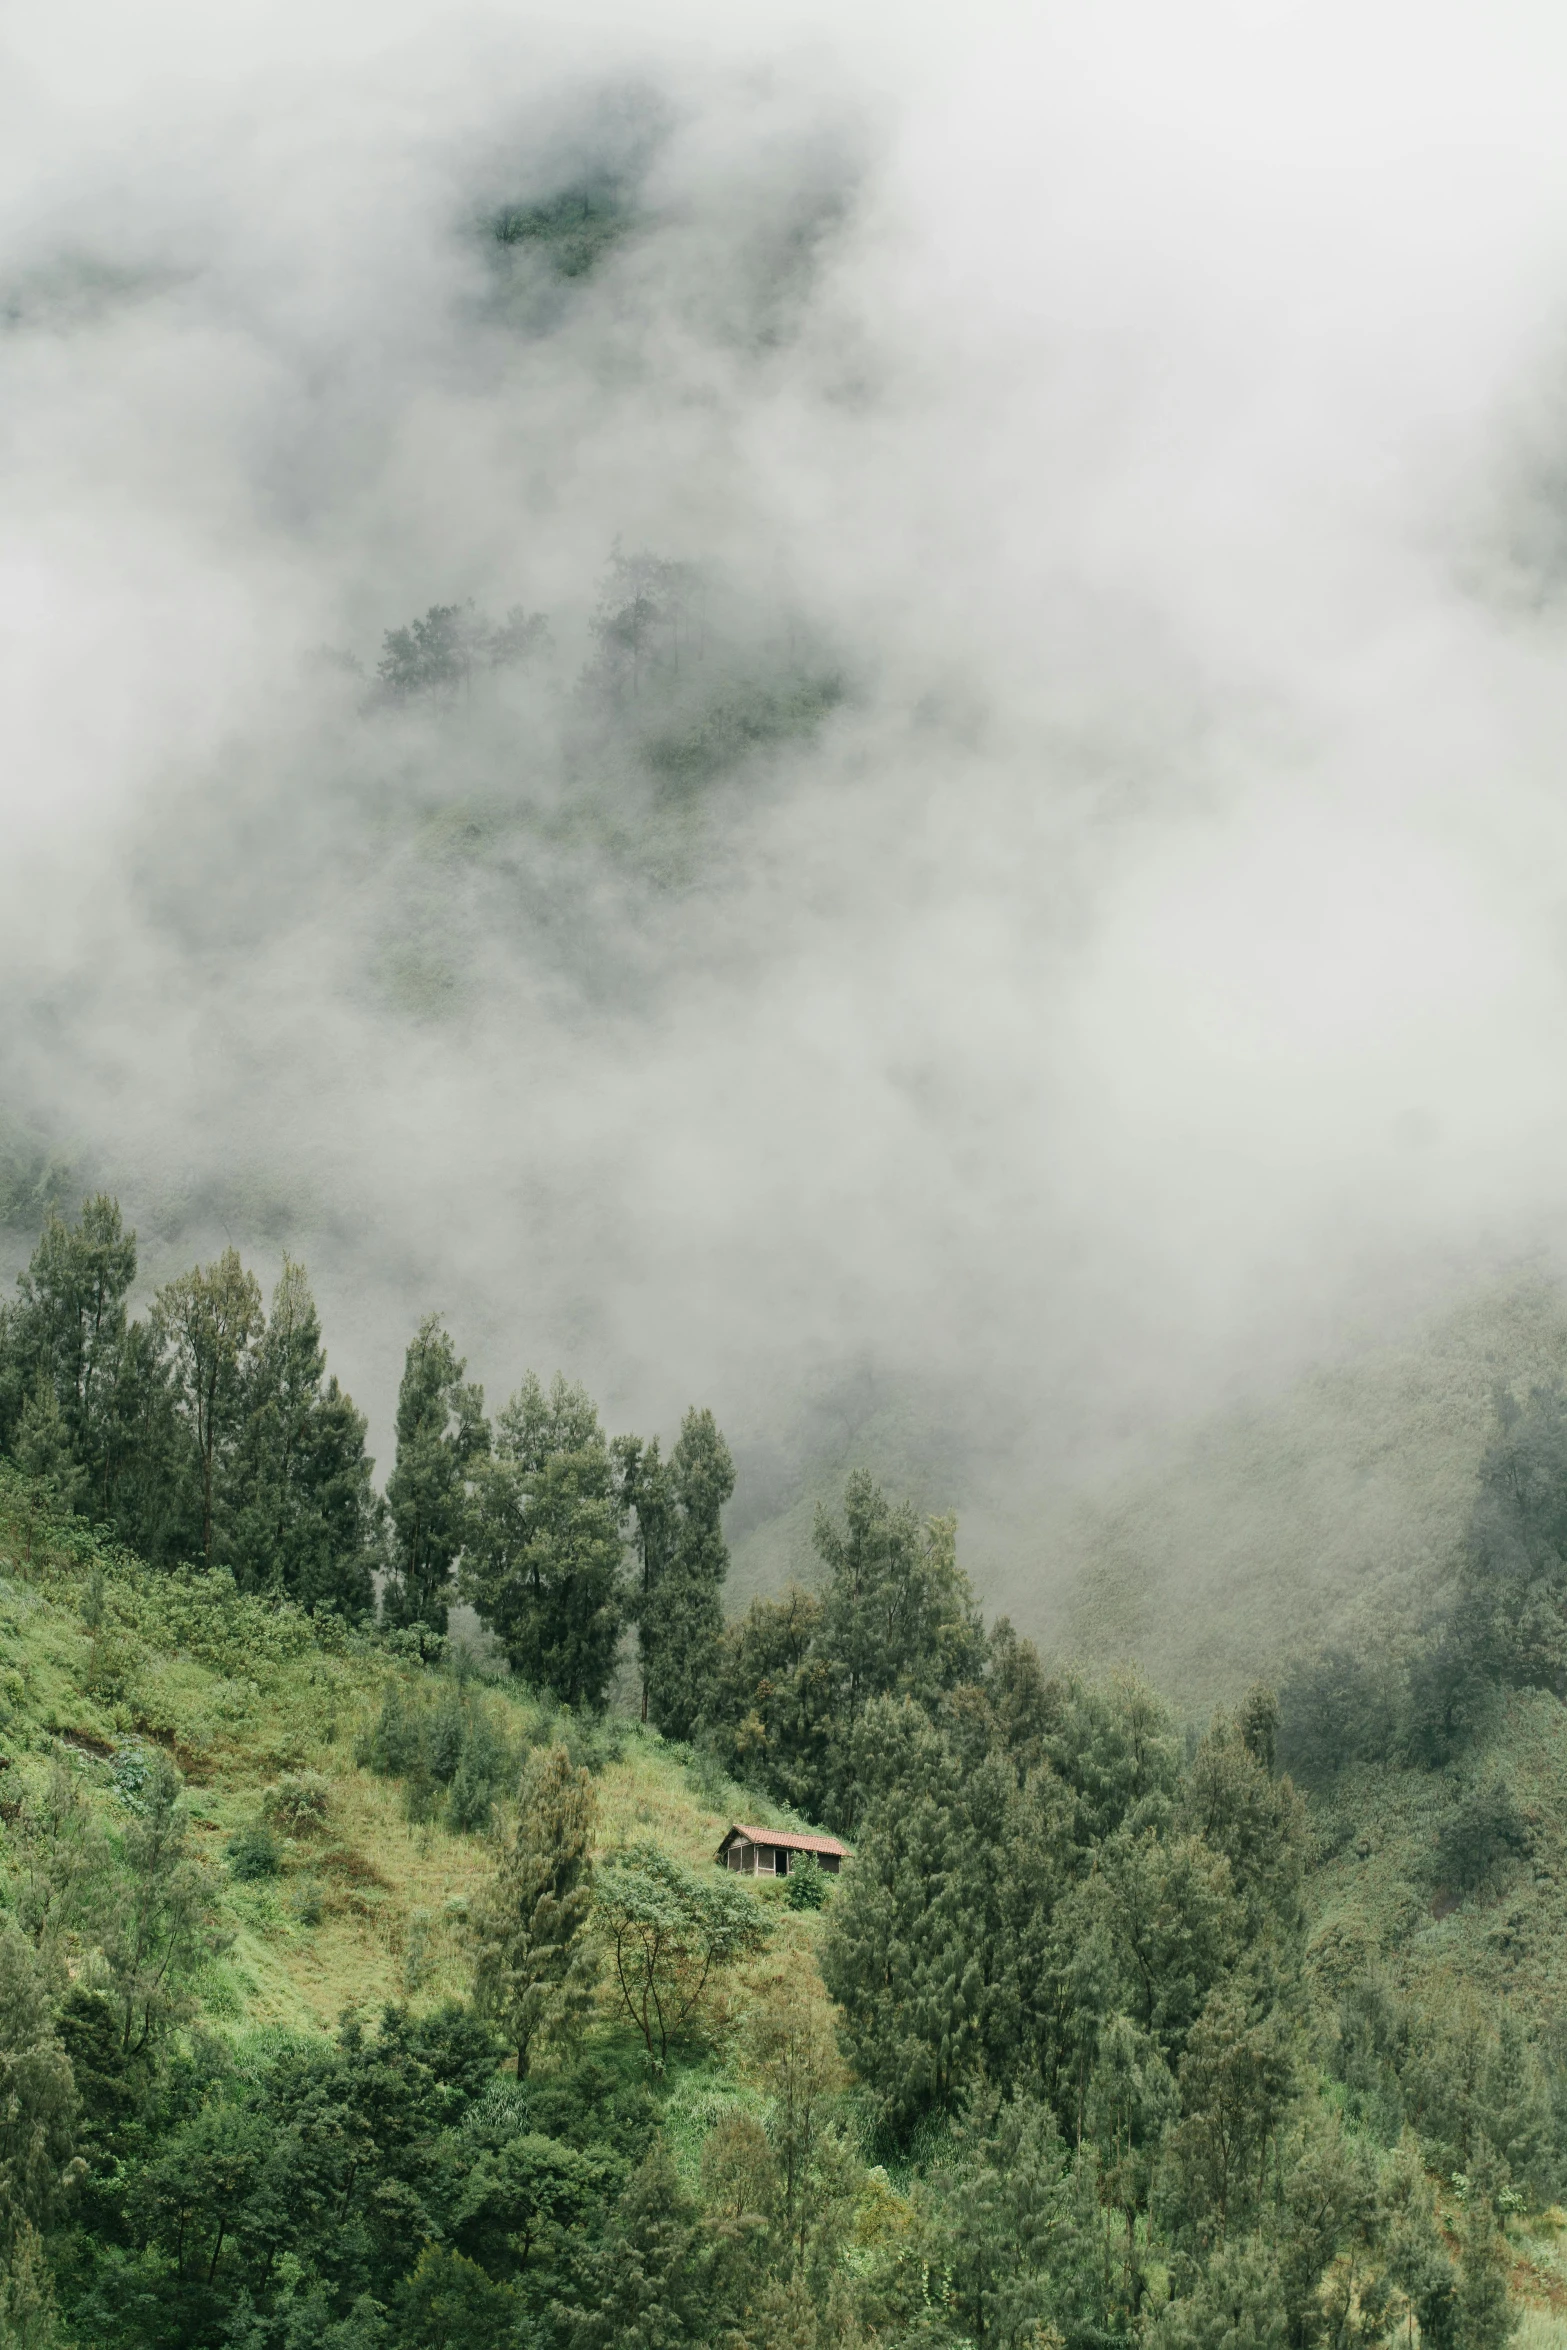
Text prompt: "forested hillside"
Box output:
[[1048, 1278, 1567, 1712], [5, 1197, 1567, 2346]]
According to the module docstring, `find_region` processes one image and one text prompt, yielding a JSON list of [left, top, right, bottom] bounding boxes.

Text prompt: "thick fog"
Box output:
[[7, 0, 1567, 1611]]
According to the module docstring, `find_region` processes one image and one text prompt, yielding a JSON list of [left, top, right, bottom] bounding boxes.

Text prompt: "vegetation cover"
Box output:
[[3, 1200, 1567, 2344]]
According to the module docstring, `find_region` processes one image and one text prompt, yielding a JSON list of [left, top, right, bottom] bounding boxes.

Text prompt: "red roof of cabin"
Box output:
[[721, 1823, 849, 1858]]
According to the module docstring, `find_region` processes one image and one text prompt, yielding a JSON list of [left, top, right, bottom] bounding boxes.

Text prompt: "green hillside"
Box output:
[[1051, 1276, 1567, 1709], [0, 1472, 809, 2039], [10, 1255, 1567, 2346]]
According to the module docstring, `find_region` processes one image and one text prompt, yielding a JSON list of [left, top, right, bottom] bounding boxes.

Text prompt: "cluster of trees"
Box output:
[[373, 601, 548, 704], [363, 553, 843, 799], [0, 1203, 378, 1614], [5, 1202, 1565, 2343], [0, 1645, 1536, 2350], [363, 555, 693, 713], [0, 1201, 737, 1726]]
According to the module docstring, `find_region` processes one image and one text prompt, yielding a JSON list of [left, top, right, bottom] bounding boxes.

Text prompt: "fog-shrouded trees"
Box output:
[[384, 1315, 489, 1637], [222, 1258, 379, 1617], [375, 600, 547, 704], [0, 1923, 78, 2263], [0, 1205, 375, 1606], [621, 1408, 734, 1741], [705, 1469, 985, 1832], [151, 1249, 263, 1568], [462, 1374, 622, 1709], [0, 1194, 137, 1521], [0, 1206, 748, 1665]]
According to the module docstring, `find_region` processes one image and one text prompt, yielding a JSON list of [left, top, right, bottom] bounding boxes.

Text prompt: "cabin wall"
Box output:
[[719, 1837, 845, 1875]]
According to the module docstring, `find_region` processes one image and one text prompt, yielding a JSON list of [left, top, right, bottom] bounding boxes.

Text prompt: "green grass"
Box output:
[[0, 1467, 832, 2046]]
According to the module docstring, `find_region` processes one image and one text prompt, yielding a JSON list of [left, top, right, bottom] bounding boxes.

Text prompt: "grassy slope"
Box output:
[[0, 1476, 826, 2096], [1051, 1275, 1567, 1711]]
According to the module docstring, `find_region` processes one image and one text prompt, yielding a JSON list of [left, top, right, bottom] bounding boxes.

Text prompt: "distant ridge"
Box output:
[[1049, 1275, 1567, 1711]]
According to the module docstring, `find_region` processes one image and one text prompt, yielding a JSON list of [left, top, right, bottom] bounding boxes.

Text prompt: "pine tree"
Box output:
[[1454, 2142, 1520, 2350], [384, 1315, 488, 1635], [642, 1408, 733, 1742], [0, 2219, 63, 2350], [5, 1198, 134, 1461], [813, 1474, 983, 1748], [0, 1196, 142, 1522], [101, 1752, 215, 2053], [469, 1744, 598, 2077], [918, 2090, 1071, 2350], [1149, 2238, 1288, 2349], [819, 1706, 1021, 2133], [747, 1968, 846, 2262], [461, 1373, 622, 1708], [568, 2139, 705, 2350]]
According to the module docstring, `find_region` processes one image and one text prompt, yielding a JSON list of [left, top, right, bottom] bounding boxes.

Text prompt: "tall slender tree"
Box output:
[[0, 1196, 137, 1514], [223, 1258, 377, 1616], [641, 1408, 734, 1742], [614, 1434, 672, 1723], [814, 1472, 983, 1739], [152, 1249, 263, 1567], [384, 1316, 488, 1635]]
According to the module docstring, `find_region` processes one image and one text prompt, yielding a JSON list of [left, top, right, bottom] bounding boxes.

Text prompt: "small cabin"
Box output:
[[715, 1823, 849, 1878]]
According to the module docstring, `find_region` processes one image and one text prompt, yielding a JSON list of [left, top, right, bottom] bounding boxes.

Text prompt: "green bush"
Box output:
[[361, 1680, 425, 1778], [290, 1877, 324, 1927], [1277, 1648, 1396, 1787], [263, 1769, 331, 1832], [785, 1852, 830, 1910], [227, 1822, 281, 1881]]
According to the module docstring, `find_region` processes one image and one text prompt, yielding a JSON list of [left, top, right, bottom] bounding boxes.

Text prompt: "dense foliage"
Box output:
[[5, 1203, 1567, 2343]]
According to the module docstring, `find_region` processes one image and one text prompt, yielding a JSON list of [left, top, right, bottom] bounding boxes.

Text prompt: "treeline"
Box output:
[[0, 1198, 743, 1723], [3, 1201, 1562, 2344], [0, 1202, 378, 1613]]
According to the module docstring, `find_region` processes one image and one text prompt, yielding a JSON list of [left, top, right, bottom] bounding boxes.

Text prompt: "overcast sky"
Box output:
[[6, 0, 1567, 1588]]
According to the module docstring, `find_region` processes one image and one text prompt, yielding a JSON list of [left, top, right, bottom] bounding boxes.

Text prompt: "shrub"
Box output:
[[263, 1769, 331, 1833], [227, 1822, 281, 1881], [446, 1712, 506, 1834], [785, 1852, 830, 1911], [361, 1681, 425, 1778], [290, 1877, 324, 1927], [428, 1690, 468, 1785]]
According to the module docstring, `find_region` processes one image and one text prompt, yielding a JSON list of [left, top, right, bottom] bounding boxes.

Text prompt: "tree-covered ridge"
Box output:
[[7, 1198, 1567, 2340], [0, 1477, 1541, 2350]]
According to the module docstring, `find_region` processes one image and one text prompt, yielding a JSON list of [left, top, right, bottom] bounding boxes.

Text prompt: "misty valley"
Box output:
[[13, 8, 1567, 2350]]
